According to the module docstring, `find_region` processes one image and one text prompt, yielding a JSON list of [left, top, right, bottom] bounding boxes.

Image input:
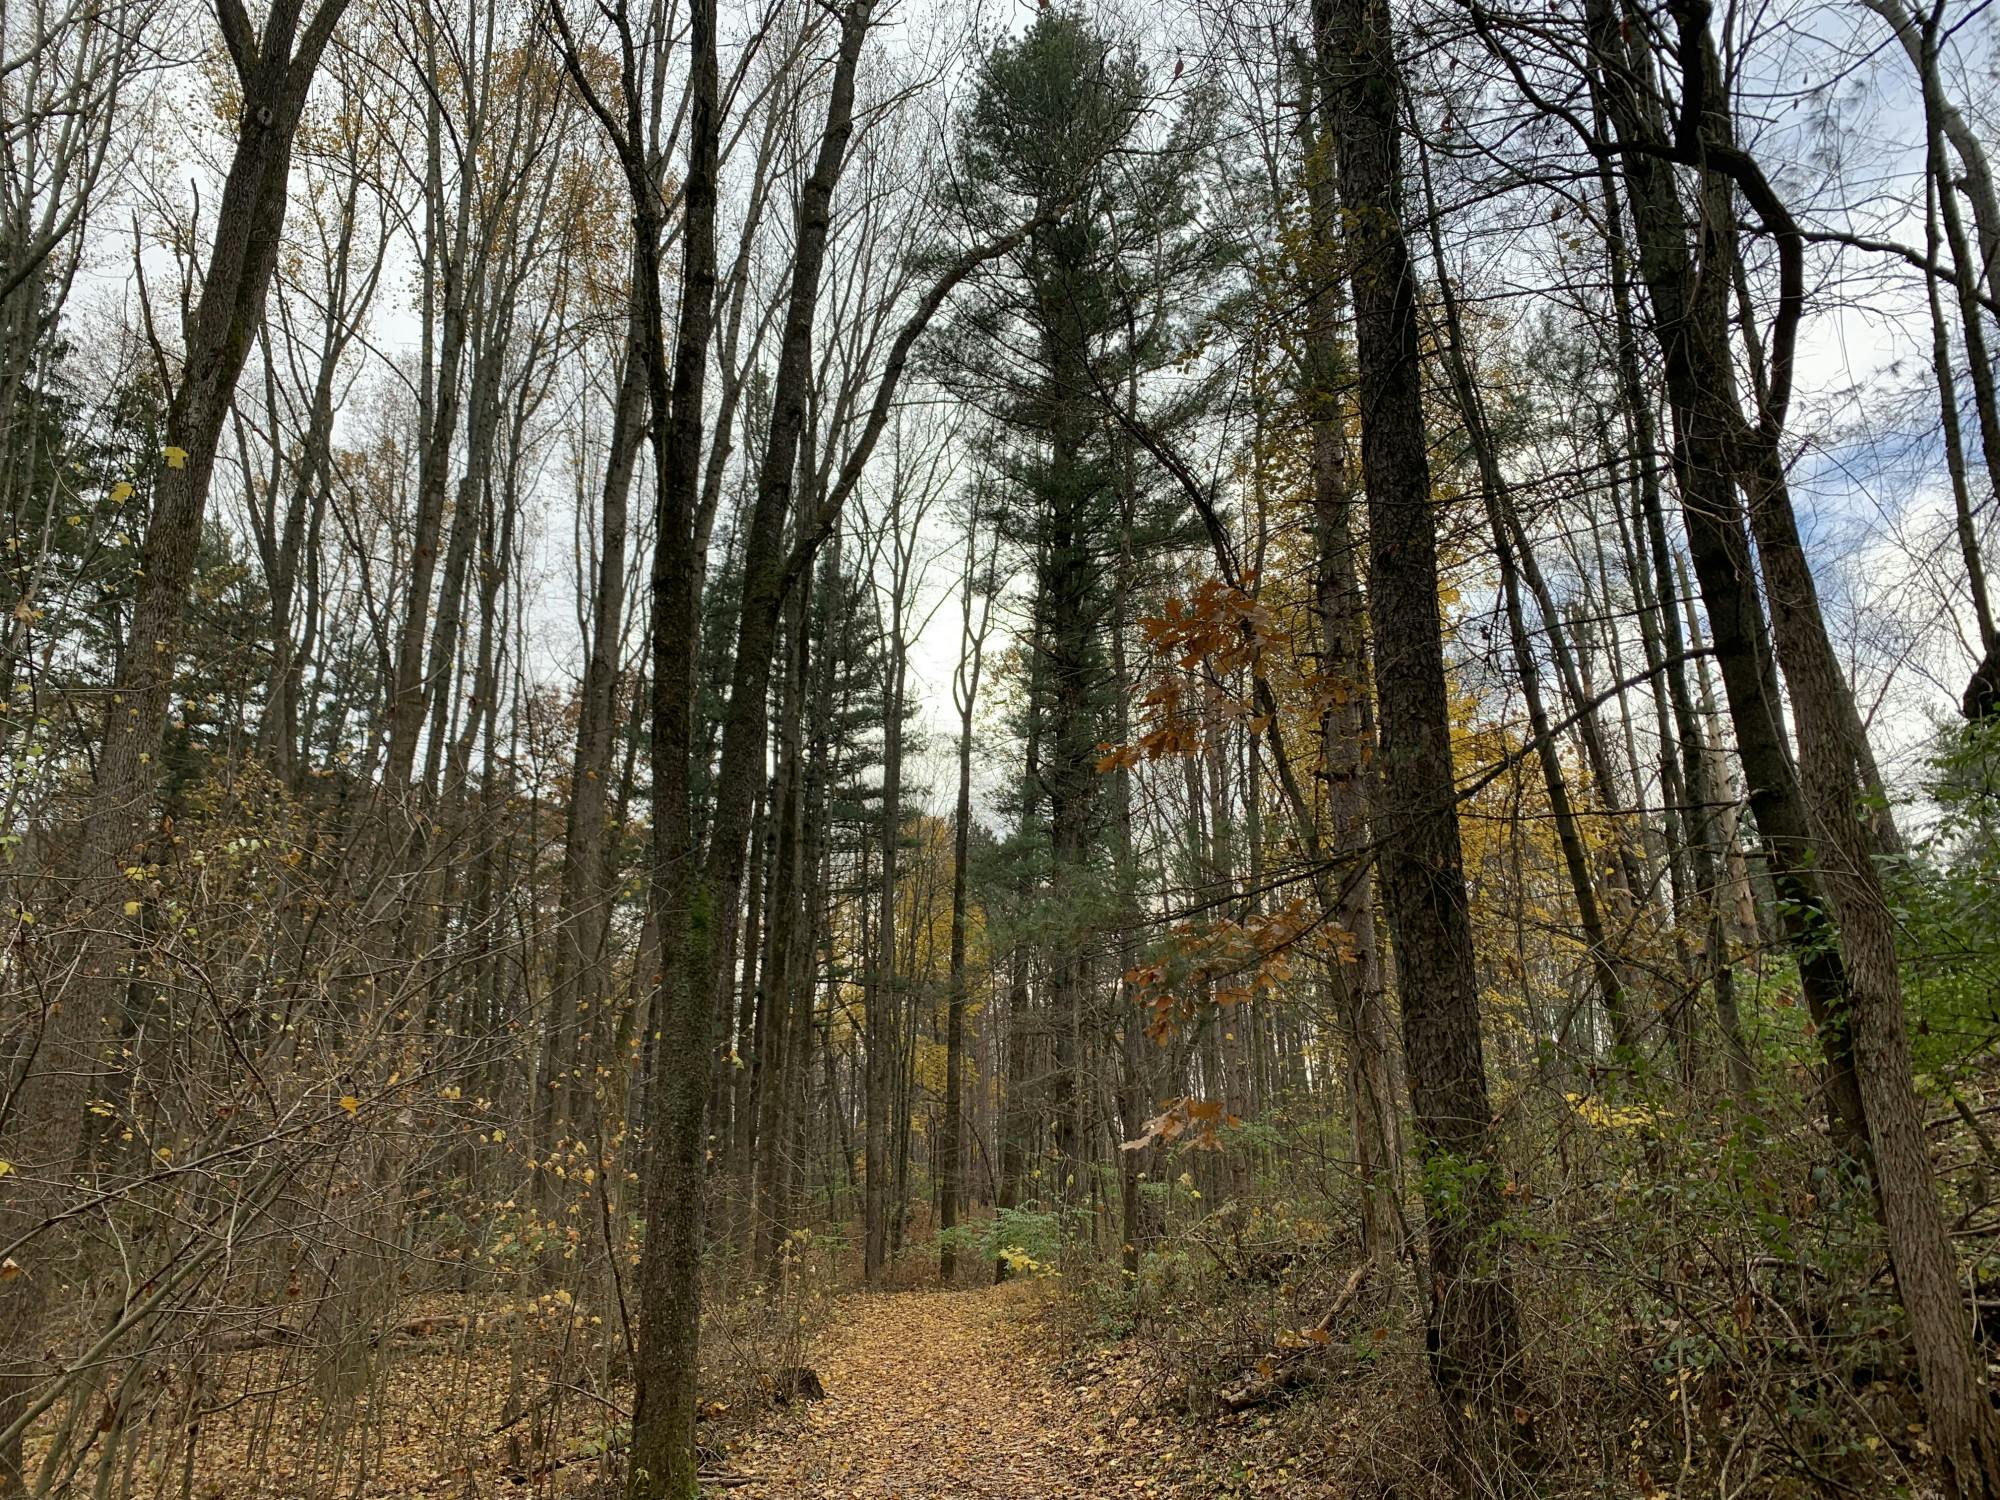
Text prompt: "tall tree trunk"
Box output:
[[939, 520, 992, 1284], [1418, 155, 1635, 1058], [1318, 0, 1531, 1474], [546, 316, 646, 1158], [1592, 5, 2000, 1491], [1590, 94, 1750, 1092], [1290, 76, 1404, 1275], [551, 0, 723, 1485], [0, 0, 350, 1483], [1585, 2, 1869, 1163], [776, 575, 836, 1267], [382, 18, 472, 800], [865, 541, 904, 1285], [753, 569, 811, 1281]]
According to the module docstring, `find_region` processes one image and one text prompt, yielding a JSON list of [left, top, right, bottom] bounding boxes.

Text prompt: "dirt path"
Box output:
[[722, 1287, 1101, 1498]]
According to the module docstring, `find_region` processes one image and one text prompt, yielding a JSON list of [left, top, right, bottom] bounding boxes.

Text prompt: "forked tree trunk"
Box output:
[[1584, 0, 1870, 1165], [551, 0, 723, 1487]]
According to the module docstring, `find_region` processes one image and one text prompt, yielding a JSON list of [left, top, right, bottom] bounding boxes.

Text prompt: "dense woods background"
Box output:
[[5, 0, 2000, 1494]]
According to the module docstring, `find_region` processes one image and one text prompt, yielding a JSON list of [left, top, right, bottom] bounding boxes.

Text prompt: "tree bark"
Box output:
[[1584, 0, 1870, 1162], [549, 0, 723, 1487], [0, 0, 350, 1484], [940, 518, 993, 1284], [1318, 0, 1532, 1474], [1589, 5, 2000, 1491]]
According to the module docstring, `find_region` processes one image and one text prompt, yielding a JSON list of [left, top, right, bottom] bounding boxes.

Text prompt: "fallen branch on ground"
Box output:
[[1218, 1263, 1369, 1413]]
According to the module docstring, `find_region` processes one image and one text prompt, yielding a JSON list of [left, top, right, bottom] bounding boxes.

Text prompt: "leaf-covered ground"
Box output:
[[719, 1287, 1100, 1497], [82, 1283, 1338, 1497], [714, 1285, 1343, 1499]]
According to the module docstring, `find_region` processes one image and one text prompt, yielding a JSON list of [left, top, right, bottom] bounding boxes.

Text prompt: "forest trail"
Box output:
[[724, 1287, 1102, 1498]]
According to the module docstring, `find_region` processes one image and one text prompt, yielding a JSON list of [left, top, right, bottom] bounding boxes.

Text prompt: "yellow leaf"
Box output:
[[109, 481, 134, 504], [163, 447, 188, 470], [0, 1161, 11, 1177], [339, 1095, 359, 1114], [123, 900, 141, 917]]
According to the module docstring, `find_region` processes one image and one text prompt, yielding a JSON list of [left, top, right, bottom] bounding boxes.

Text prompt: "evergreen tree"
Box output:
[[940, 6, 1214, 1202]]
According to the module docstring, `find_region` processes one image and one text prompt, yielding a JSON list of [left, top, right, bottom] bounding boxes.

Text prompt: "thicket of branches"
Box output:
[[4, 0, 2000, 1494]]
